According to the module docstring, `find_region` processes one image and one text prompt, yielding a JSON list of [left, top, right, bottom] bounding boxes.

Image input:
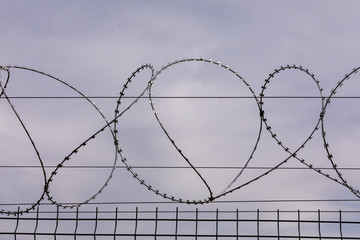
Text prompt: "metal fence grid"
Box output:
[[0, 207, 360, 239]]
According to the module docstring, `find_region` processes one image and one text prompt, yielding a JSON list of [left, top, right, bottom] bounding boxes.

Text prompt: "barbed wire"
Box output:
[[1, 58, 360, 214]]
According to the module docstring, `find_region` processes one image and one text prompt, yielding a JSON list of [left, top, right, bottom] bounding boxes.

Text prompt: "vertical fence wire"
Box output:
[[14, 207, 20, 240], [154, 207, 158, 240], [114, 207, 118, 240], [236, 209, 239, 240], [74, 207, 79, 240], [175, 207, 178, 240], [216, 208, 219, 240], [195, 208, 198, 240], [33, 207, 39, 240], [257, 209, 260, 240], [54, 206, 59, 240], [93, 207, 98, 240], [277, 209, 280, 240], [134, 207, 138, 240], [298, 209, 301, 240], [318, 209, 322, 240], [340, 210, 343, 240]]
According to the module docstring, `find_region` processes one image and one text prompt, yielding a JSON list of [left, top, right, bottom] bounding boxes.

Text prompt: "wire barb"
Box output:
[[1, 59, 360, 213]]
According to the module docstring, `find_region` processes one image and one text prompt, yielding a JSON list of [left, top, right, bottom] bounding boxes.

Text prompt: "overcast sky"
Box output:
[[1, 0, 360, 221]]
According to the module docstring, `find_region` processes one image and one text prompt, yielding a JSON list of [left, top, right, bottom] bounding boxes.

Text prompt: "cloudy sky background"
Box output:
[[1, 1, 360, 228]]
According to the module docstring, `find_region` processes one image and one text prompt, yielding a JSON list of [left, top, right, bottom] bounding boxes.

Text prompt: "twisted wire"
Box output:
[[321, 67, 360, 197], [1, 59, 360, 214]]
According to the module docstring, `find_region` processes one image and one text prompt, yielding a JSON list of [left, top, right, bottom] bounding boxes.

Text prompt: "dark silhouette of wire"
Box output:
[[2, 60, 360, 214], [2, 95, 360, 99], [0, 165, 359, 170], [2, 207, 360, 240], [1, 198, 360, 207]]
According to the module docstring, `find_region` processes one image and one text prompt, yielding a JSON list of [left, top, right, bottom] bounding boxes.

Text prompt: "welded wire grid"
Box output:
[[1, 207, 360, 239], [1, 59, 360, 239]]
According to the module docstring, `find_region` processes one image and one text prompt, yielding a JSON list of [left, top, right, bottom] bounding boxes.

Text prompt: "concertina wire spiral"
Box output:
[[0, 58, 359, 215]]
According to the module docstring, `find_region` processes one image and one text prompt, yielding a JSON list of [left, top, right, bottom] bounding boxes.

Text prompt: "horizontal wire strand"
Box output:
[[1, 96, 360, 99], [3, 209, 360, 214], [2, 199, 360, 207], [0, 165, 359, 170]]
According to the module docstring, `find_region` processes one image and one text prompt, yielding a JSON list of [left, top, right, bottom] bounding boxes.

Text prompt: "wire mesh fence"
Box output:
[[0, 207, 360, 239]]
